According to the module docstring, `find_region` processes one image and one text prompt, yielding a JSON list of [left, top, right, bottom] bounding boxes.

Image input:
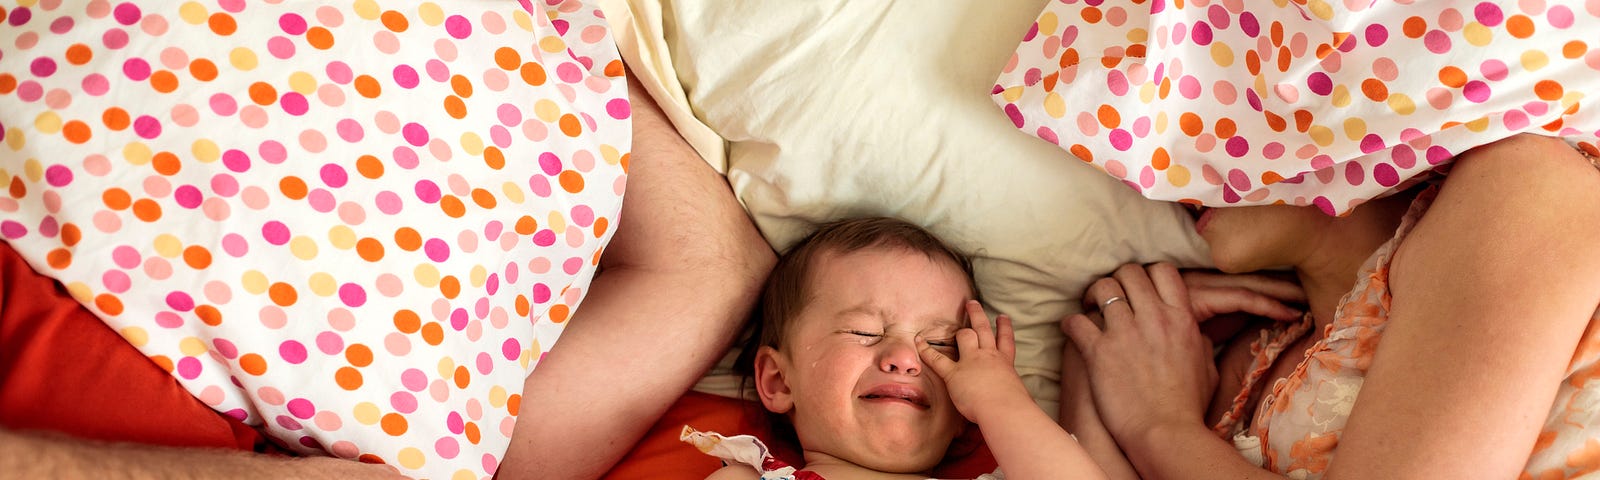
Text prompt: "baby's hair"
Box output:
[[733, 216, 980, 380]]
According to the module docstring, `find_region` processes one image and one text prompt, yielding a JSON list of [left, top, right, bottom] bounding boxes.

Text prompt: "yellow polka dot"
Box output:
[[288, 72, 318, 95], [23, 159, 43, 183], [1342, 118, 1367, 141], [489, 386, 508, 408], [1306, 0, 1334, 20], [14, 0, 37, 7], [418, 3, 445, 26], [179, 337, 208, 356], [353, 402, 381, 425], [470, 265, 488, 288], [1038, 12, 1059, 35], [1166, 164, 1191, 187], [353, 0, 381, 20], [513, 9, 535, 31], [1043, 92, 1066, 118], [1138, 82, 1156, 103], [290, 236, 319, 260], [121, 326, 150, 347], [1562, 91, 1585, 111], [33, 112, 62, 134], [191, 139, 220, 163], [520, 349, 532, 369], [1153, 111, 1169, 134], [1330, 85, 1351, 108], [414, 264, 441, 287], [5, 128, 25, 151], [0, 169, 9, 186], [241, 270, 269, 294], [600, 145, 622, 165], [397, 448, 426, 470], [502, 182, 525, 204], [1387, 93, 1416, 115], [178, 2, 208, 25], [459, 133, 485, 156], [229, 48, 258, 71], [1465, 116, 1491, 132], [328, 225, 357, 250], [1522, 50, 1549, 72], [153, 234, 184, 258], [533, 99, 562, 123], [308, 272, 337, 297], [452, 470, 476, 480], [123, 142, 153, 165], [437, 357, 456, 379], [1126, 28, 1148, 44], [546, 212, 567, 234], [1000, 86, 1024, 103], [64, 282, 93, 303], [539, 36, 566, 54], [1308, 125, 1334, 146], [1210, 43, 1234, 67], [1463, 22, 1492, 46]]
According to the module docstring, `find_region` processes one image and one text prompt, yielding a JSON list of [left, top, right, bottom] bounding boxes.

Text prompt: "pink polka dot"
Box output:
[[267, 36, 296, 59], [83, 155, 112, 176], [1374, 163, 1401, 187], [280, 340, 308, 364], [259, 141, 288, 164], [204, 280, 231, 304], [401, 123, 429, 147], [392, 146, 420, 169], [445, 15, 472, 38], [391, 392, 418, 414], [112, 245, 142, 268], [316, 5, 344, 27], [262, 221, 291, 245], [400, 369, 428, 392], [43, 165, 73, 187], [603, 98, 631, 120], [176, 357, 201, 379], [112, 3, 142, 25], [1474, 2, 1505, 25], [447, 412, 465, 434], [1423, 30, 1451, 54], [166, 291, 195, 311], [170, 104, 199, 128], [82, 74, 110, 96], [476, 352, 494, 375], [155, 311, 184, 328], [1462, 80, 1492, 103], [174, 185, 203, 208], [314, 331, 344, 355], [1548, 5, 1575, 28], [425, 59, 450, 83], [280, 92, 310, 116], [102, 28, 130, 49], [532, 283, 551, 303], [451, 309, 468, 330], [102, 270, 131, 293], [213, 338, 238, 359], [490, 125, 512, 148], [307, 189, 336, 213], [260, 305, 288, 329], [14, 81, 43, 103], [30, 57, 57, 77], [279, 13, 307, 35], [338, 283, 366, 307], [424, 238, 450, 262], [532, 229, 557, 248], [414, 181, 441, 203], [393, 65, 420, 88], [1108, 129, 1133, 150], [122, 58, 151, 81], [376, 273, 403, 297], [286, 398, 315, 419], [384, 332, 410, 356], [1503, 109, 1530, 130], [140, 14, 168, 36], [1479, 59, 1508, 81], [143, 257, 172, 280]]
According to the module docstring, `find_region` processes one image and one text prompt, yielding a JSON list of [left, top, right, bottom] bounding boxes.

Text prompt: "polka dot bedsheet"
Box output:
[[0, 1, 629, 478], [995, 0, 1600, 215]]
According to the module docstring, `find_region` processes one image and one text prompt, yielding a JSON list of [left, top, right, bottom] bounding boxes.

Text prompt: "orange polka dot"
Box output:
[[1506, 15, 1534, 38], [279, 176, 308, 200], [248, 82, 278, 105], [1564, 41, 1588, 59], [1080, 6, 1103, 23], [357, 454, 386, 465], [183, 245, 212, 269], [149, 70, 180, 93], [450, 75, 472, 98], [1269, 22, 1284, 46], [1262, 171, 1286, 185], [549, 304, 570, 323], [395, 227, 422, 251], [1151, 147, 1171, 170], [208, 13, 237, 35], [1314, 44, 1335, 60], [345, 344, 373, 367], [515, 216, 538, 235], [1244, 50, 1262, 76], [1292, 110, 1314, 133], [45, 248, 71, 269], [152, 151, 182, 175], [420, 322, 444, 346], [439, 195, 466, 218], [239, 353, 268, 375], [558, 171, 585, 193], [439, 275, 461, 299], [0, 74, 16, 94], [520, 62, 546, 86], [465, 422, 481, 445], [305, 27, 335, 50], [558, 114, 582, 137], [353, 75, 382, 98], [593, 217, 609, 238], [1275, 46, 1292, 73], [1402, 16, 1427, 38], [1360, 78, 1388, 101], [620, 153, 630, 173], [8, 177, 25, 199], [151, 355, 175, 372], [94, 294, 124, 315], [507, 394, 522, 415], [1057, 48, 1080, 68], [470, 188, 497, 209], [1438, 66, 1467, 88], [1264, 111, 1287, 132], [604, 59, 625, 77], [494, 47, 522, 71], [515, 295, 531, 317], [335, 366, 363, 390], [103, 107, 130, 130], [1125, 44, 1146, 58], [61, 223, 82, 247], [189, 59, 218, 82], [453, 366, 470, 388], [380, 11, 409, 32], [356, 155, 384, 179], [196, 305, 222, 326], [380, 413, 408, 436], [64, 44, 93, 65], [1068, 144, 1094, 162], [443, 96, 467, 119], [1178, 112, 1204, 136], [1100, 56, 1123, 69], [483, 146, 505, 170], [1535, 80, 1564, 101], [268, 282, 298, 307], [131, 199, 163, 222], [1096, 105, 1120, 129], [356, 237, 385, 262], [61, 120, 91, 144], [394, 310, 421, 334], [103, 188, 132, 210]]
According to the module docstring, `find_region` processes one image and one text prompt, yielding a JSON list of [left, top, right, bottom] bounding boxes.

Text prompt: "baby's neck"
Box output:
[[801, 449, 938, 480]]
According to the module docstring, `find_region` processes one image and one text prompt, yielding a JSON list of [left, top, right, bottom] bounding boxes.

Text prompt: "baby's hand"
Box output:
[[918, 300, 1032, 424]]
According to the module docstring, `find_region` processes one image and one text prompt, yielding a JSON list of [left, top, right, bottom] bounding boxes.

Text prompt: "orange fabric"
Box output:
[[604, 391, 997, 479], [0, 241, 264, 451]]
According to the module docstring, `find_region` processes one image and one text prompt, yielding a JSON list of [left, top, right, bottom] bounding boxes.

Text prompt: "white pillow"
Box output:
[[660, 0, 1210, 415]]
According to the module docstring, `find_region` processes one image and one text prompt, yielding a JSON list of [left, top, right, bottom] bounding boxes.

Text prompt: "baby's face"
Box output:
[[772, 246, 971, 472]]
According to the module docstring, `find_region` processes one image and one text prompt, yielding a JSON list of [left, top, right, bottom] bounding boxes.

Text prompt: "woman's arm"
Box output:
[[498, 70, 777, 479], [0, 428, 404, 480]]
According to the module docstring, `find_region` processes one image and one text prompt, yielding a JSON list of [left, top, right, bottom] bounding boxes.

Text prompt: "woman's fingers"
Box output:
[[1061, 313, 1103, 351], [1182, 270, 1306, 303], [1112, 264, 1162, 315], [1191, 286, 1303, 321], [1085, 277, 1132, 328], [1146, 262, 1190, 309]]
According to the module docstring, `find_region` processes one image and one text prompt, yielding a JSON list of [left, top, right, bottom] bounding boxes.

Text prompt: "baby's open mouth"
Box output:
[[860, 384, 929, 409]]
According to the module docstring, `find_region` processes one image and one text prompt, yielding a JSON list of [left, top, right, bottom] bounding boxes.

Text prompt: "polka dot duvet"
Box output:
[[0, 1, 629, 478]]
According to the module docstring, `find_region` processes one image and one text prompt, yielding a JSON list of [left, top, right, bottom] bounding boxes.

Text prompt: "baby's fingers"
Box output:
[[917, 335, 958, 379], [964, 300, 995, 350], [996, 315, 1015, 360]]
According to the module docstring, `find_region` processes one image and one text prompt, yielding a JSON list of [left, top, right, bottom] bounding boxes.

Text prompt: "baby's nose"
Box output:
[[878, 337, 921, 376]]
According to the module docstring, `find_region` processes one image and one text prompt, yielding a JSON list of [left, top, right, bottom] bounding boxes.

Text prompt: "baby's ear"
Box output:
[[753, 346, 794, 414]]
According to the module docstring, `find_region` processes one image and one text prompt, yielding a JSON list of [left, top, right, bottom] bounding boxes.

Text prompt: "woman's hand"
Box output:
[[918, 300, 1031, 424], [1179, 270, 1304, 322], [1061, 263, 1222, 443]]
